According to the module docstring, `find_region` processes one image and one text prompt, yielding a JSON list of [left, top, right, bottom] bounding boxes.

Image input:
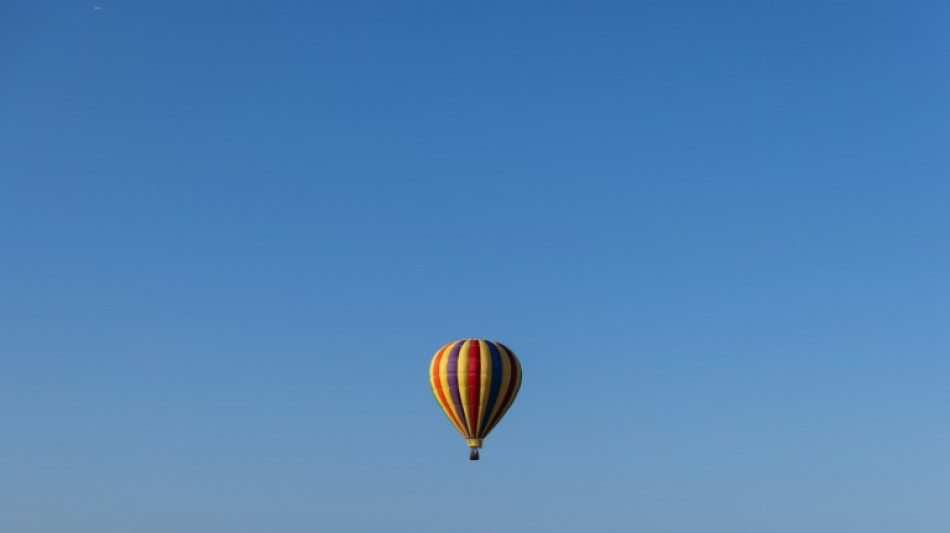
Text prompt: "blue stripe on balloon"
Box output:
[[478, 341, 504, 437]]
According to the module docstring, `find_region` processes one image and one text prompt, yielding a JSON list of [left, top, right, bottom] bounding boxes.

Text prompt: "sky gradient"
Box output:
[[2, 2, 949, 532]]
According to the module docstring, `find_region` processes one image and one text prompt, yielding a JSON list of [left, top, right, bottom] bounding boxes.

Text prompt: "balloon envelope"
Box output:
[[429, 339, 522, 454]]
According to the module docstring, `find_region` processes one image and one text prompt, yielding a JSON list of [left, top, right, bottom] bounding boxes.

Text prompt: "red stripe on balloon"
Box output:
[[468, 340, 481, 436]]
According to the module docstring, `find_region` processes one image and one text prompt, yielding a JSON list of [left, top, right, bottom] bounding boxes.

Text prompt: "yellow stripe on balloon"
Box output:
[[457, 339, 472, 435], [487, 345, 521, 435], [429, 342, 463, 437], [437, 341, 467, 437], [484, 341, 511, 435]]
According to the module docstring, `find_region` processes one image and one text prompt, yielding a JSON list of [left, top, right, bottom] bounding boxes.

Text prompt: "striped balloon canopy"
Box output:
[[429, 339, 522, 460]]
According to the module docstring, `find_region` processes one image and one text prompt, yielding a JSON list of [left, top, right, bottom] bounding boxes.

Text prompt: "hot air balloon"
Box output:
[[429, 339, 522, 460]]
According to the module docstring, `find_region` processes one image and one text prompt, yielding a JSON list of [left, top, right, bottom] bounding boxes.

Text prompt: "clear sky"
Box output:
[[2, 2, 949, 532]]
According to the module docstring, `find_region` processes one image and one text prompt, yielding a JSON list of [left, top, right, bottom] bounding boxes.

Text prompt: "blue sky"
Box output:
[[2, 1, 949, 531]]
